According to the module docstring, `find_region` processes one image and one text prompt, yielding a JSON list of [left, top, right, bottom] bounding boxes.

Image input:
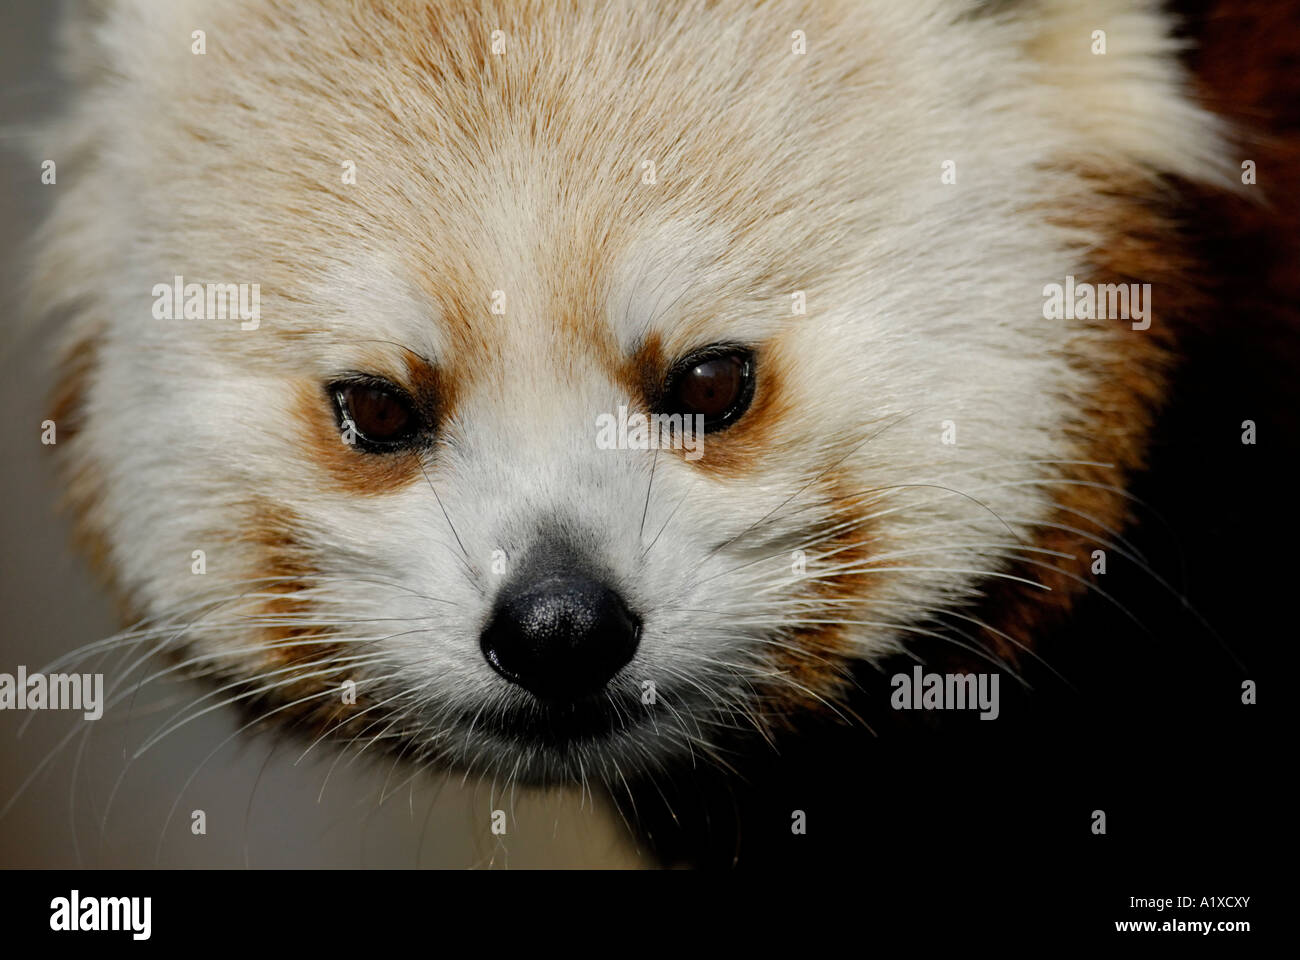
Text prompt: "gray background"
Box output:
[[0, 0, 638, 869]]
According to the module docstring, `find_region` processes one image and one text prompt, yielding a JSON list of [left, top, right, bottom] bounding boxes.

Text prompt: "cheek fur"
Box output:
[[232, 500, 366, 730], [750, 472, 877, 725], [971, 179, 1196, 665], [50, 326, 142, 625]]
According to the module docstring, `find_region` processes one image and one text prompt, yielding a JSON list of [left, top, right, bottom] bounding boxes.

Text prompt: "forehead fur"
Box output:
[[42, 0, 1230, 368]]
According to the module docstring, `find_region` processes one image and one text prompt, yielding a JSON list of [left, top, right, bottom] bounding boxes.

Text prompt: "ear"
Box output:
[[1009, 0, 1237, 186]]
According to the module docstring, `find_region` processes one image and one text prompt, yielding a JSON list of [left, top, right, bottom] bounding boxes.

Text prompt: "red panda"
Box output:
[[20, 0, 1292, 867]]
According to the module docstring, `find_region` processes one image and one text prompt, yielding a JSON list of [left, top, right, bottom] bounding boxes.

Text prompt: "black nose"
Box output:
[[480, 574, 640, 702]]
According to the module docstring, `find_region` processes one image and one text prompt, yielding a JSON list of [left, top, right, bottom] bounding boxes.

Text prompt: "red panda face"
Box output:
[[36, 0, 1234, 786]]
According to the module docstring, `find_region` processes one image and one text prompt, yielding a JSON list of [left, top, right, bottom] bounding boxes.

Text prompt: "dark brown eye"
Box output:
[[331, 378, 422, 451], [662, 347, 756, 432]]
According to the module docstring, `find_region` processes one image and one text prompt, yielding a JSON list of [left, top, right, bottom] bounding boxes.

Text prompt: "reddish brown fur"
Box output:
[[227, 500, 368, 730], [973, 0, 1300, 665], [755, 473, 878, 725]]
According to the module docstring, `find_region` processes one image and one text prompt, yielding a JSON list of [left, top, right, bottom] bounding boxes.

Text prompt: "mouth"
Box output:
[[467, 689, 649, 750]]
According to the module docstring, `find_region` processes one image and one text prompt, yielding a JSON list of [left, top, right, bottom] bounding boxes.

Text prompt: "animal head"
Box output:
[[35, 0, 1233, 784]]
